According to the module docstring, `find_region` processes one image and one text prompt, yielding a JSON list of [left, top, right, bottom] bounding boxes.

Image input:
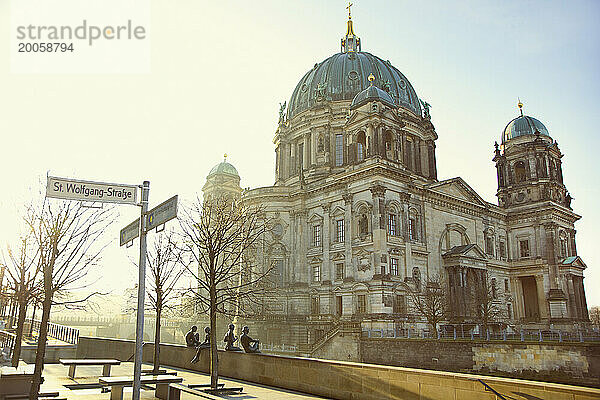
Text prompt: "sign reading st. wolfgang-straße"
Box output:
[[47, 176, 138, 205]]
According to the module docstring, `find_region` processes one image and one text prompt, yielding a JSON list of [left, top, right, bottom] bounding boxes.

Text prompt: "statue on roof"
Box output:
[[279, 101, 287, 124], [420, 99, 431, 119]]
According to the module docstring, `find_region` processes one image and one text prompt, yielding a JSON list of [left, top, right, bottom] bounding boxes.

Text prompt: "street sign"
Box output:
[[147, 195, 178, 231], [120, 219, 140, 247], [119, 195, 178, 246], [47, 176, 138, 205]]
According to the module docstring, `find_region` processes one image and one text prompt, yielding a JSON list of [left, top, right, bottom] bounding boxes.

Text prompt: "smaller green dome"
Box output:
[[502, 115, 550, 143], [208, 161, 239, 178], [351, 84, 396, 109]]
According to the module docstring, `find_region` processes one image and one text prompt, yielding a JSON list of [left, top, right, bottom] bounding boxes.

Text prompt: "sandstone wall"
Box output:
[[360, 338, 600, 388], [77, 336, 600, 400]]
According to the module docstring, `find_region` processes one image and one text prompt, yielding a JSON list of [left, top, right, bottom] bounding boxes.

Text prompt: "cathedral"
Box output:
[[202, 12, 589, 350]]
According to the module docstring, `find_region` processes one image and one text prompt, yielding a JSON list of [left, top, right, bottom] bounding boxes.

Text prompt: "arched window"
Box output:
[[514, 161, 527, 183], [491, 278, 497, 299], [357, 132, 366, 161], [359, 213, 369, 235], [384, 131, 393, 151]]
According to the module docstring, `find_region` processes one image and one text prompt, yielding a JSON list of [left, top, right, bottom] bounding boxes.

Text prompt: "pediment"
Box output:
[[309, 256, 322, 264], [427, 177, 488, 206], [308, 213, 323, 223], [442, 244, 486, 260], [353, 248, 370, 259], [330, 206, 345, 217], [560, 256, 587, 270]]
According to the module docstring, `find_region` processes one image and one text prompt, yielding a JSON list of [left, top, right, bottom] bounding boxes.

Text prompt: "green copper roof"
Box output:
[[351, 84, 397, 109], [208, 161, 239, 178], [502, 115, 550, 143], [287, 51, 421, 119]]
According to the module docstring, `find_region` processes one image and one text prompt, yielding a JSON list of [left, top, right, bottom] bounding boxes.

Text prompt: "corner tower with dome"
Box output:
[[205, 11, 589, 356]]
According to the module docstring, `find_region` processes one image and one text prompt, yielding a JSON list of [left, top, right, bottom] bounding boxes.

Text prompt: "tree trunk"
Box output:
[[29, 293, 51, 400], [209, 271, 218, 390], [11, 297, 27, 367], [152, 305, 162, 374], [30, 259, 53, 400]]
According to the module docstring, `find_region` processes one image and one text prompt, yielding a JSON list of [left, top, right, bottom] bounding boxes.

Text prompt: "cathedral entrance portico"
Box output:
[[520, 275, 541, 321]]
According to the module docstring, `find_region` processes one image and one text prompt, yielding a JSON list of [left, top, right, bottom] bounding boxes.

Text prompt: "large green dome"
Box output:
[[287, 51, 422, 119]]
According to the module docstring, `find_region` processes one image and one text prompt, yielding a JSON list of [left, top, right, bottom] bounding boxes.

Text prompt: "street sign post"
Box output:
[[46, 176, 137, 205], [118, 192, 177, 400], [119, 195, 178, 247]]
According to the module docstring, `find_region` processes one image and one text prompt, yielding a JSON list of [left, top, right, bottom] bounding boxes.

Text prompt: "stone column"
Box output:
[[370, 183, 386, 274], [289, 210, 297, 282], [322, 203, 332, 282], [343, 193, 354, 278], [304, 133, 310, 170], [579, 278, 589, 320], [569, 229, 577, 256], [365, 124, 375, 158], [514, 277, 524, 320], [400, 192, 412, 277], [298, 210, 308, 283], [542, 222, 559, 289], [535, 274, 548, 320], [567, 275, 577, 318]]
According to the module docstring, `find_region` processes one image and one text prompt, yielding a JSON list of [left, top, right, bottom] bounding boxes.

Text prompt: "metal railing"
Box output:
[[27, 318, 80, 345], [361, 327, 600, 343], [477, 379, 508, 400], [0, 330, 16, 357]]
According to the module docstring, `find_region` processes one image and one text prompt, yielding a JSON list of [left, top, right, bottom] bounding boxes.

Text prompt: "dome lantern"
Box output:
[[341, 2, 361, 54]]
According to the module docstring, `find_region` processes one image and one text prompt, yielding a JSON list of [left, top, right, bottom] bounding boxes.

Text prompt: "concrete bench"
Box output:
[[59, 358, 120, 379], [99, 375, 183, 400], [167, 383, 223, 400], [4, 392, 62, 400]]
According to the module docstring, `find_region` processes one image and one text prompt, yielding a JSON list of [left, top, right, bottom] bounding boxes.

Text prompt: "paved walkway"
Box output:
[[32, 361, 327, 399]]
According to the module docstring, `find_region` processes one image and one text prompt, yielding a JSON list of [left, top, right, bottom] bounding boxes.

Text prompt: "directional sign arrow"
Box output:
[[119, 195, 178, 247]]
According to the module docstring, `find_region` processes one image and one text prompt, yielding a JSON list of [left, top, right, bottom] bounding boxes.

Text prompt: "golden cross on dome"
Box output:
[[347, 2, 353, 19], [517, 98, 523, 116], [224, 153, 228, 162]]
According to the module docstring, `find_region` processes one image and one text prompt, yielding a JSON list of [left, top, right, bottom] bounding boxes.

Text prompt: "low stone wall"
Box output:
[[77, 336, 600, 400], [360, 338, 600, 388], [21, 344, 76, 363]]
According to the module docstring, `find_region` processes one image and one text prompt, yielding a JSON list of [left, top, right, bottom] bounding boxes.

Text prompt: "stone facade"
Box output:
[[202, 15, 589, 351]]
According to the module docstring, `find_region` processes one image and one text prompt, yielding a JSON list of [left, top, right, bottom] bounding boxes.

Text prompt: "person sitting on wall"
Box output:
[[191, 327, 211, 364], [185, 325, 200, 347], [223, 323, 242, 351], [240, 326, 260, 353]]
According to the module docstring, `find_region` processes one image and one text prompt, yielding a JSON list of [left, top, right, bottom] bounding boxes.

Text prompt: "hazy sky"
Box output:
[[1, 1, 599, 307]]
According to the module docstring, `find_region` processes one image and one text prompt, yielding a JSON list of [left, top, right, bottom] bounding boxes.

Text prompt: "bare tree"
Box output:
[[409, 274, 448, 338], [467, 272, 504, 334], [178, 196, 272, 390], [145, 231, 185, 374], [25, 199, 113, 399], [589, 306, 600, 329], [3, 236, 42, 367]]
